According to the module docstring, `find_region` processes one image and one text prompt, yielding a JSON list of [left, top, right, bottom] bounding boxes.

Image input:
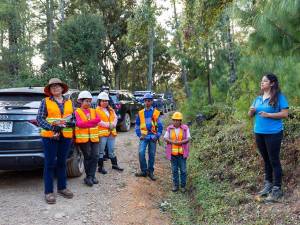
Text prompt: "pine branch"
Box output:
[[266, 16, 300, 44]]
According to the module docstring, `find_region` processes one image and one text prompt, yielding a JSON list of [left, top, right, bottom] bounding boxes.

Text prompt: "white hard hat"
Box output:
[[97, 92, 109, 100], [78, 90, 92, 100]]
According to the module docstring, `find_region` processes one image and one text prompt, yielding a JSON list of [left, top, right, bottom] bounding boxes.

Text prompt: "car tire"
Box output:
[[67, 145, 84, 177], [120, 113, 131, 132]]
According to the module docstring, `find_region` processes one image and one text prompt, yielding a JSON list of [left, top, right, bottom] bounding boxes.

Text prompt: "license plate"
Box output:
[[0, 121, 13, 133]]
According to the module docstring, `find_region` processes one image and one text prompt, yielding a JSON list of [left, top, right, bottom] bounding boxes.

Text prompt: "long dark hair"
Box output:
[[260, 73, 281, 107]]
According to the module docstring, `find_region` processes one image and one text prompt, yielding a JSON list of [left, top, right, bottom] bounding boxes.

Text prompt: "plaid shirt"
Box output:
[[36, 96, 73, 131]]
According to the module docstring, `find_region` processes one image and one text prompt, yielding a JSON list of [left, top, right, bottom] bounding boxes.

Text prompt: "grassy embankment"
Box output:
[[163, 106, 299, 225]]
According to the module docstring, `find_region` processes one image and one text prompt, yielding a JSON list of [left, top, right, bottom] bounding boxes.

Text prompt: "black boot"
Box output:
[[98, 159, 107, 174], [84, 176, 93, 187], [111, 157, 124, 171], [92, 177, 99, 184]]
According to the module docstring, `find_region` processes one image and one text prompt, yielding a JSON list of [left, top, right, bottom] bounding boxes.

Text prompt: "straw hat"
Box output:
[[44, 78, 69, 96]]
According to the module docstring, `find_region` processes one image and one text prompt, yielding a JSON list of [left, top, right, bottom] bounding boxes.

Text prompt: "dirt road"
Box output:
[[0, 129, 172, 225]]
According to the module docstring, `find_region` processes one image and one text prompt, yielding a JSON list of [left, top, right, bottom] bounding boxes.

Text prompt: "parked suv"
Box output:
[[0, 87, 84, 177], [133, 91, 164, 113], [91, 90, 143, 132]]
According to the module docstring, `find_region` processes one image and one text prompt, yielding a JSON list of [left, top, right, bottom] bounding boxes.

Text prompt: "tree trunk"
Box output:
[[60, 0, 65, 22], [0, 30, 4, 50], [224, 15, 237, 84], [114, 61, 121, 90], [147, 25, 154, 91], [8, 5, 20, 76], [46, 0, 54, 68], [172, 0, 191, 98], [205, 43, 212, 104]]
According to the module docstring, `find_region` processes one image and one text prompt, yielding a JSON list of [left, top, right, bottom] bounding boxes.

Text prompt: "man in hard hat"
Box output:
[[75, 91, 100, 187], [164, 112, 191, 193], [135, 93, 163, 181]]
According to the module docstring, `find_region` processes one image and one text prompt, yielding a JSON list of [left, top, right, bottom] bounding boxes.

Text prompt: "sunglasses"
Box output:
[[144, 99, 153, 102]]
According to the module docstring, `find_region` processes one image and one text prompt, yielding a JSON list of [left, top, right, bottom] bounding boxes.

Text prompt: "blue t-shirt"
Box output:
[[251, 93, 289, 134]]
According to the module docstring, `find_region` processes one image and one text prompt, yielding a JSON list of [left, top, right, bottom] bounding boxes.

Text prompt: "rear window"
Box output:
[[134, 91, 149, 96], [0, 93, 45, 108], [110, 94, 119, 104], [0, 93, 45, 102]]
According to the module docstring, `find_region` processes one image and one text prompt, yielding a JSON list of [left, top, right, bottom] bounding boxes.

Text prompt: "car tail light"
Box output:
[[29, 119, 39, 126], [115, 103, 122, 110]]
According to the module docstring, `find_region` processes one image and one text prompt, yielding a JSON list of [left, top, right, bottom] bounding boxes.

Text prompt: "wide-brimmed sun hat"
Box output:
[[44, 78, 69, 96]]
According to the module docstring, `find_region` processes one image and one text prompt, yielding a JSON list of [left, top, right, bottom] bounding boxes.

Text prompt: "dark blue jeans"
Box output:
[[171, 155, 187, 188], [42, 137, 71, 194], [255, 131, 283, 187], [138, 139, 157, 174]]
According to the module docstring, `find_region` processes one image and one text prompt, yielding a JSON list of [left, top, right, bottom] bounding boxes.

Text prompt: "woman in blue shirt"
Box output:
[[248, 73, 289, 202]]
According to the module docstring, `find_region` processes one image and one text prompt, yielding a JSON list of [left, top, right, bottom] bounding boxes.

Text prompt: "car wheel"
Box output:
[[67, 145, 84, 177], [120, 113, 131, 132]]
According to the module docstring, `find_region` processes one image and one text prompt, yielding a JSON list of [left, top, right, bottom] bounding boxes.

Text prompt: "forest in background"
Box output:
[[0, 1, 299, 111], [0, 1, 299, 224]]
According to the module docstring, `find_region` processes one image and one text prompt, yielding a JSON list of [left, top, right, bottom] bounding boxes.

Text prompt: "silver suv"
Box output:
[[0, 87, 83, 177]]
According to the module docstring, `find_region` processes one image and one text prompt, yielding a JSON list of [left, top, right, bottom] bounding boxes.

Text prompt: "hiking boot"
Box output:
[[111, 157, 124, 171], [172, 186, 179, 192], [265, 186, 283, 202], [135, 172, 147, 177], [92, 177, 99, 184], [58, 189, 74, 199], [181, 187, 187, 193], [84, 177, 94, 187], [258, 181, 273, 197], [148, 173, 157, 181], [98, 159, 107, 174], [45, 193, 56, 204]]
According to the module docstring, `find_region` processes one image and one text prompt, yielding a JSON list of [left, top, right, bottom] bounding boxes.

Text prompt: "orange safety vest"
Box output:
[[138, 108, 160, 136], [40, 97, 73, 138], [75, 108, 99, 143], [96, 106, 117, 137], [170, 128, 184, 156]]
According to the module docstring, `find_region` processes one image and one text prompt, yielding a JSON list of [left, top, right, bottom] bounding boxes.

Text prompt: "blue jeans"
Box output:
[[171, 155, 187, 188], [99, 135, 116, 159], [138, 139, 157, 174], [42, 137, 71, 194]]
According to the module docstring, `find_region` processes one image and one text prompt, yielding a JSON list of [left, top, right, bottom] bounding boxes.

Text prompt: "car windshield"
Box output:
[[0, 93, 45, 108], [134, 91, 150, 96], [109, 94, 119, 104]]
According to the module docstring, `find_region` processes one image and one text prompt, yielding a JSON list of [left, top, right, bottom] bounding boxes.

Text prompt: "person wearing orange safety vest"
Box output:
[[75, 91, 100, 187], [37, 78, 75, 204], [96, 92, 123, 174], [164, 112, 191, 193], [135, 93, 163, 181]]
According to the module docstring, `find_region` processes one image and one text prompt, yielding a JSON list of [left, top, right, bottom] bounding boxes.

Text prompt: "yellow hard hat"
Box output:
[[172, 112, 183, 120]]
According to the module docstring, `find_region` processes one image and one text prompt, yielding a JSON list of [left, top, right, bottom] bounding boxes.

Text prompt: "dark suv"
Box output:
[[91, 90, 143, 132], [133, 91, 164, 113], [0, 87, 84, 177]]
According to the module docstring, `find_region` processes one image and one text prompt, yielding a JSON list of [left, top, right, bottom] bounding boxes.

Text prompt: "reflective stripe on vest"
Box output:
[[40, 97, 73, 138], [75, 108, 99, 143], [170, 128, 183, 156], [139, 108, 160, 135], [96, 106, 117, 137]]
